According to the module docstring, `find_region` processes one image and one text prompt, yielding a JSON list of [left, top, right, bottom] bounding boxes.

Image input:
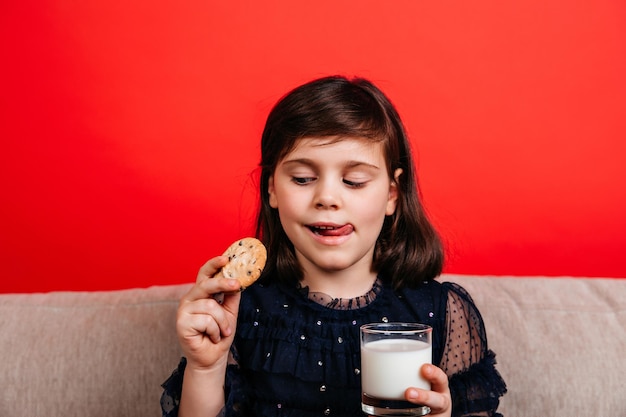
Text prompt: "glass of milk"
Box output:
[[360, 323, 432, 416]]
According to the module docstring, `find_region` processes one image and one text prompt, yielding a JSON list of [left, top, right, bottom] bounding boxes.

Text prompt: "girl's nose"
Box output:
[[314, 180, 341, 209]]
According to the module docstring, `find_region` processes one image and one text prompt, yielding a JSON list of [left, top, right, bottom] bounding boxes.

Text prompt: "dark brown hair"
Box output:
[[255, 75, 443, 288]]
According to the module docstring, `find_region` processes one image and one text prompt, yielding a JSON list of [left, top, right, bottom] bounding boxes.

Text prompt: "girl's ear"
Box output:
[[268, 175, 278, 208], [385, 168, 403, 216]]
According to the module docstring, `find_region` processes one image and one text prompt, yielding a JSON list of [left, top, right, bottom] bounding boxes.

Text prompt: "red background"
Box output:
[[1, 1, 625, 293]]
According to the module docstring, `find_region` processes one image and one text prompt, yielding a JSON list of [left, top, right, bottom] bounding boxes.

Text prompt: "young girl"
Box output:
[[161, 76, 507, 417]]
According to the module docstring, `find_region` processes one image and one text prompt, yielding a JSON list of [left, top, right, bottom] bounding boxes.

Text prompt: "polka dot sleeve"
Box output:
[[440, 282, 507, 417]]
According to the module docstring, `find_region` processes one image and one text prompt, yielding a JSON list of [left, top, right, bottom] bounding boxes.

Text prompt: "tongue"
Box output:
[[318, 225, 353, 236]]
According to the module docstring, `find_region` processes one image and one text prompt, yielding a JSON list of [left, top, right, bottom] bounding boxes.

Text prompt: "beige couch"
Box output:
[[1, 275, 624, 416]]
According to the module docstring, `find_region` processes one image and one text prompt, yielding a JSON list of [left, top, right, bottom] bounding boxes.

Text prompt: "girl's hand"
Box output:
[[176, 256, 242, 370], [404, 364, 452, 417]]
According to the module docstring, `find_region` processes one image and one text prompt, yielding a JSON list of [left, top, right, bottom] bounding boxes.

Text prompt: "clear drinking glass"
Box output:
[[360, 323, 432, 416]]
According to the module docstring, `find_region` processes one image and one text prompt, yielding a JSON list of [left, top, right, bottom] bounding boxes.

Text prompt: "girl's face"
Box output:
[[268, 136, 400, 278]]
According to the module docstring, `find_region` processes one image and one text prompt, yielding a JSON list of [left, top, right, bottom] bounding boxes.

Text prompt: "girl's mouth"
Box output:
[[307, 224, 354, 236]]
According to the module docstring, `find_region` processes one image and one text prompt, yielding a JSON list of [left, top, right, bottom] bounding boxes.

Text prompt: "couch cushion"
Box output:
[[442, 274, 625, 416], [1, 276, 624, 416], [0, 284, 191, 417]]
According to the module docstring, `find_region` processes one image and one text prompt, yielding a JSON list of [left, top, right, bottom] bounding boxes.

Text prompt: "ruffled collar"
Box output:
[[296, 278, 383, 310]]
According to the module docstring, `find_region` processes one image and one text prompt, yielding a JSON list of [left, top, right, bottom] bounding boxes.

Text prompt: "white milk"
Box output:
[[361, 338, 432, 399]]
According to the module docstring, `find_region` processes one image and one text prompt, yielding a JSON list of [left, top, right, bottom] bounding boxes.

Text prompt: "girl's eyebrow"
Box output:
[[282, 158, 381, 170]]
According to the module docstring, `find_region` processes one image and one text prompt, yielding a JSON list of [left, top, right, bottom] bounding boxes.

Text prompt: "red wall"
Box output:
[[1, 1, 625, 293]]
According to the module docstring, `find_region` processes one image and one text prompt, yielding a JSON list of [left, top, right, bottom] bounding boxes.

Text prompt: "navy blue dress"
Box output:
[[161, 278, 507, 417]]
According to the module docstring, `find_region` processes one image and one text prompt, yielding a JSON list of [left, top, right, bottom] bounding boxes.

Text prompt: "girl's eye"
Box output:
[[343, 179, 367, 188], [292, 176, 316, 185]]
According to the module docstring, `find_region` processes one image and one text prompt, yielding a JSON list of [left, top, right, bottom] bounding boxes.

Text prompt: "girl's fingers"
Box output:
[[404, 364, 451, 415], [178, 292, 240, 344], [422, 363, 449, 394], [174, 258, 244, 369], [185, 276, 240, 302], [182, 298, 230, 328], [178, 299, 220, 340], [184, 257, 241, 302], [196, 256, 229, 283], [185, 310, 224, 343], [405, 388, 450, 415]]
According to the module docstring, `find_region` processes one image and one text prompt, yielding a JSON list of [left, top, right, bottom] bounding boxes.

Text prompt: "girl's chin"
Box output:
[[306, 256, 360, 273]]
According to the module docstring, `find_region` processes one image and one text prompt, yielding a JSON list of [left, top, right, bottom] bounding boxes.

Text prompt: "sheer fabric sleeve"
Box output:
[[160, 357, 186, 417], [439, 282, 507, 417], [160, 348, 241, 417]]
